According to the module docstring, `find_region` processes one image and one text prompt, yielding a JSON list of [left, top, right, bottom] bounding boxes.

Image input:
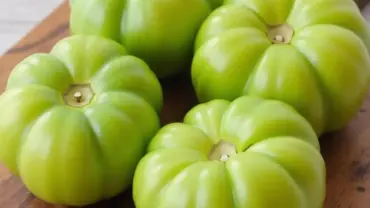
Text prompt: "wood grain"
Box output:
[[0, 0, 370, 207], [0, 22, 34, 56]]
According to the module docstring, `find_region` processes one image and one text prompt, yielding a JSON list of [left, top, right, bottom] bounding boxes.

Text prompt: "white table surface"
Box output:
[[0, 0, 63, 56]]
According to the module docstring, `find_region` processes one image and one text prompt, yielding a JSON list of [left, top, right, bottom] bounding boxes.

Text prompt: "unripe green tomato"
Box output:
[[0, 35, 163, 206], [192, 0, 370, 136], [70, 0, 216, 78], [133, 96, 326, 208]]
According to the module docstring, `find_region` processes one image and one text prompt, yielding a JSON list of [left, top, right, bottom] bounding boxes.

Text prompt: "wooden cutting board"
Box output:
[[1, 1, 370, 207]]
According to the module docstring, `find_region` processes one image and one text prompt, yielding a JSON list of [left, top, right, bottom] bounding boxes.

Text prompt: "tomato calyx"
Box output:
[[63, 83, 95, 108], [208, 140, 237, 162], [268, 24, 294, 44]]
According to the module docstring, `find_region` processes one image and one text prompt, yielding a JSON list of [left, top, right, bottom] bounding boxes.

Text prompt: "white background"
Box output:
[[0, 0, 63, 55]]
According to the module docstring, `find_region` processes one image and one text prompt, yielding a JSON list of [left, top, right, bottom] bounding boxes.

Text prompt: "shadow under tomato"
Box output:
[[158, 70, 199, 126]]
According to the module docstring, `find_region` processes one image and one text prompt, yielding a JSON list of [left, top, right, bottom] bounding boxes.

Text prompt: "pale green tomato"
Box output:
[[0, 35, 162, 206], [69, 0, 215, 78], [133, 96, 325, 208], [192, 0, 370, 136]]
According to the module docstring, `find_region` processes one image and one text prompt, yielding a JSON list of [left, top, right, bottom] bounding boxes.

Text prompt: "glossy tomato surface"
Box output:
[[133, 96, 325, 208], [70, 0, 216, 78], [0, 35, 162, 206], [192, 0, 370, 136]]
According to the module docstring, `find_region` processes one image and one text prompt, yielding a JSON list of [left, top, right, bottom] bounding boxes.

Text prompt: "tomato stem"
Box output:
[[208, 140, 236, 162], [268, 24, 293, 44], [274, 35, 284, 42], [220, 154, 229, 162], [73, 91, 83, 103], [63, 83, 95, 108]]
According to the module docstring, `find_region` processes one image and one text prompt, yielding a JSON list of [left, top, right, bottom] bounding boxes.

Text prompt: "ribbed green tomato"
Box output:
[[133, 96, 326, 208], [69, 0, 215, 78], [208, 0, 224, 9], [0, 35, 162, 206], [192, 0, 370, 136]]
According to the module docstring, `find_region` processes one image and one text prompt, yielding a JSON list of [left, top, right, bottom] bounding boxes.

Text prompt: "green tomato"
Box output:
[[208, 0, 224, 9], [133, 96, 325, 208], [69, 0, 213, 78], [192, 0, 370, 136], [0, 35, 162, 206]]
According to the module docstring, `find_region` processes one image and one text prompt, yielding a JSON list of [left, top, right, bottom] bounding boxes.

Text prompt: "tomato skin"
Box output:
[[70, 0, 214, 78], [0, 35, 163, 206], [192, 1, 370, 136], [133, 96, 325, 208]]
